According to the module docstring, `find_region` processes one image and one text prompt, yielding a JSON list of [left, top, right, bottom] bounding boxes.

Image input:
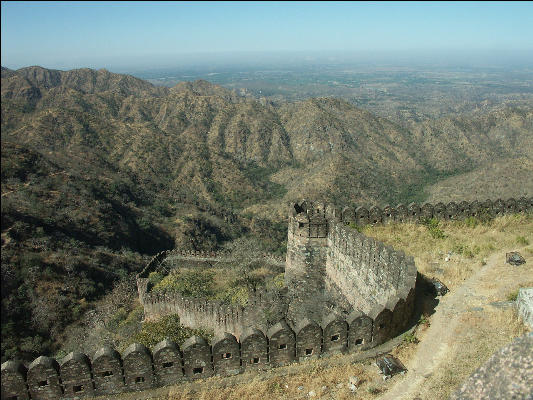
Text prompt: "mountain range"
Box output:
[[1, 65, 532, 361]]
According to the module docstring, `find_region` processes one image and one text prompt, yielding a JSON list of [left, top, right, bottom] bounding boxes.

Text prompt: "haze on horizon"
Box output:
[[2, 1, 533, 72]]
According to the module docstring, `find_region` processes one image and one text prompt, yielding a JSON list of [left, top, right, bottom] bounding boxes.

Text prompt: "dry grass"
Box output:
[[156, 358, 391, 400], [414, 308, 528, 400], [361, 213, 533, 289]]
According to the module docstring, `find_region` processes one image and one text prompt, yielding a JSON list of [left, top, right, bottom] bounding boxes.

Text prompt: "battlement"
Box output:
[[288, 201, 328, 238], [3, 195, 530, 400], [336, 196, 532, 226], [2, 307, 414, 400]]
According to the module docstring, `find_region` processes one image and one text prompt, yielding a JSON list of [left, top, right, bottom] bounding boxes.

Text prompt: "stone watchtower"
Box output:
[[285, 201, 329, 323]]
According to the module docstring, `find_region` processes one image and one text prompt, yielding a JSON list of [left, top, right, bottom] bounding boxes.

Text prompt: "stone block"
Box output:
[[446, 201, 458, 220], [182, 336, 213, 379], [267, 320, 296, 367], [517, 288, 533, 328], [240, 328, 268, 370], [355, 206, 369, 226], [450, 334, 533, 400], [395, 203, 408, 222], [122, 343, 155, 391], [420, 203, 434, 219], [295, 319, 322, 360], [322, 315, 348, 353], [27, 356, 63, 400], [212, 333, 241, 376], [92, 346, 124, 395], [433, 202, 446, 219], [369, 306, 393, 346], [347, 310, 373, 350], [1, 360, 29, 400], [153, 339, 183, 386], [59, 352, 94, 398]]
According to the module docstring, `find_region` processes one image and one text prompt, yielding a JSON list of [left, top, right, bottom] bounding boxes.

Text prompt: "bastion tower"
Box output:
[[285, 201, 329, 322]]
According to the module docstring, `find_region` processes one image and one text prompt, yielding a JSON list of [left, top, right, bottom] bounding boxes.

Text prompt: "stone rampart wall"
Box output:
[[138, 249, 283, 280], [138, 249, 231, 279], [326, 220, 416, 316], [1, 302, 414, 400], [138, 286, 288, 339], [337, 197, 532, 226]]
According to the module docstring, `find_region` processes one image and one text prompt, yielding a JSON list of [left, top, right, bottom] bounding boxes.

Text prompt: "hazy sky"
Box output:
[[2, 1, 533, 70]]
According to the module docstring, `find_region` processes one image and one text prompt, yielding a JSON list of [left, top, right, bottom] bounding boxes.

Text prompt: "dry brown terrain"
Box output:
[[102, 215, 532, 400], [426, 158, 533, 203]]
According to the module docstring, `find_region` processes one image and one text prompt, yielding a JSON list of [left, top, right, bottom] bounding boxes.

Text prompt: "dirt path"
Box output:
[[379, 248, 531, 400]]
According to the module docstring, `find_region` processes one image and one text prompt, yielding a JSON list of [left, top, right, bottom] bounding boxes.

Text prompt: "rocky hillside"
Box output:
[[1, 66, 532, 362], [4, 67, 531, 210]]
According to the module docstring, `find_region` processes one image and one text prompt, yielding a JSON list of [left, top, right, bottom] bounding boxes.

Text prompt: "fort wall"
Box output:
[[338, 197, 532, 226], [139, 287, 288, 339], [1, 308, 414, 400], [138, 196, 530, 345], [2, 196, 530, 400], [326, 220, 416, 317]]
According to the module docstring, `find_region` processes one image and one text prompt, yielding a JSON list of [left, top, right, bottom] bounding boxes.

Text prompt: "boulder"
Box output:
[[450, 333, 533, 399], [506, 252, 526, 266]]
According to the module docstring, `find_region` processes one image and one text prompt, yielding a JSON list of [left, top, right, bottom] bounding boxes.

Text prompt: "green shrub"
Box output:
[[272, 273, 285, 289], [463, 216, 479, 228], [367, 385, 381, 395], [422, 218, 446, 239], [403, 332, 419, 344], [507, 290, 519, 302], [152, 270, 215, 297], [452, 243, 476, 258], [516, 236, 530, 246], [148, 271, 164, 286], [216, 286, 249, 306], [106, 307, 128, 331], [418, 315, 430, 327], [348, 221, 363, 232], [129, 314, 213, 348]]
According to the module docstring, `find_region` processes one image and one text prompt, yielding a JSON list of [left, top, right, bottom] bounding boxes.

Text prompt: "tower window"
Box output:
[[331, 334, 340, 341], [222, 352, 232, 359], [73, 385, 83, 393], [193, 367, 204, 374], [278, 343, 287, 350], [305, 348, 313, 355]]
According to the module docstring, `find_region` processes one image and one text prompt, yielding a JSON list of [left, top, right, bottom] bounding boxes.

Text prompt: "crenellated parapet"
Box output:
[[338, 196, 532, 226], [2, 305, 418, 400], [325, 218, 416, 325], [5, 196, 529, 399], [138, 285, 288, 339], [140, 196, 529, 347], [288, 200, 328, 238]]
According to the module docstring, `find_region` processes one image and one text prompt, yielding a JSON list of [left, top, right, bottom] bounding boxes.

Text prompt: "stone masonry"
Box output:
[[2, 196, 531, 400]]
